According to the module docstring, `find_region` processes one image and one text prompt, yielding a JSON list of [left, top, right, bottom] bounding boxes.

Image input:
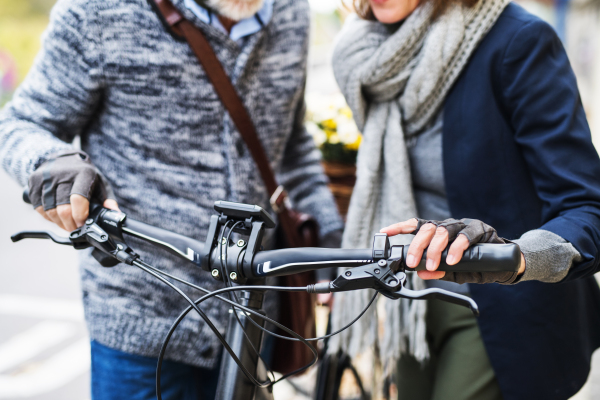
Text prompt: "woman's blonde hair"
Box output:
[[352, 0, 478, 20]]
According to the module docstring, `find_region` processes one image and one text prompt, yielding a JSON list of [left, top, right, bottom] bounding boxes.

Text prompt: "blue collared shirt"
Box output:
[[183, 0, 273, 42]]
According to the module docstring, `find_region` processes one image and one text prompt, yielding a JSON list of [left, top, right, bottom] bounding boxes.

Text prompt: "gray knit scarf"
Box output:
[[328, 0, 510, 371]]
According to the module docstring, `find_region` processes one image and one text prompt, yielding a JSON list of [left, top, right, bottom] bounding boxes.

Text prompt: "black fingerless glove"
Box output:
[[412, 218, 520, 285], [28, 150, 115, 210]]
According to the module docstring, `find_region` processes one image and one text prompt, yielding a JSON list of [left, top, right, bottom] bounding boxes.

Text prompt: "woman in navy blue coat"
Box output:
[[333, 0, 600, 398], [439, 5, 600, 398]]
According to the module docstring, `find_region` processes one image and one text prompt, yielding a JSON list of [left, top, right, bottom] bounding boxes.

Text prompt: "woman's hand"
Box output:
[[380, 218, 526, 284]]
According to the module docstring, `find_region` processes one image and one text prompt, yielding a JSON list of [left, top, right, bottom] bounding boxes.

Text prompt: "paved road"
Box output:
[[0, 171, 89, 399]]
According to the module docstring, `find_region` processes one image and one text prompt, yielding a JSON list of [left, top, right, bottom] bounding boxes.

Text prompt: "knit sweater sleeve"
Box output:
[[0, 0, 103, 187], [514, 229, 582, 283], [277, 93, 344, 239]]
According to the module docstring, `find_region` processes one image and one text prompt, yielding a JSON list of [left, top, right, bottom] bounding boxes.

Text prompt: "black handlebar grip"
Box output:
[[407, 243, 521, 272]]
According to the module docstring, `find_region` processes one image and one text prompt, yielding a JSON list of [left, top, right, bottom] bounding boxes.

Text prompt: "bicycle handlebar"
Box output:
[[16, 190, 521, 279], [14, 195, 519, 315], [81, 204, 520, 279], [252, 243, 521, 277], [122, 218, 205, 264], [21, 188, 206, 264], [16, 192, 508, 388]]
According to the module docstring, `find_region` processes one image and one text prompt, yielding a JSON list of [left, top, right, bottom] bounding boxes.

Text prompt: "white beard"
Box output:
[[205, 0, 265, 21]]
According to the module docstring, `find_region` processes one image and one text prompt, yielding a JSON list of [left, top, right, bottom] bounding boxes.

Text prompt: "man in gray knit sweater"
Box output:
[[0, 0, 343, 398]]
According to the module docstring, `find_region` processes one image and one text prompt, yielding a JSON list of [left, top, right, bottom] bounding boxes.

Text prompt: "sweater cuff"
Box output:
[[514, 229, 582, 283]]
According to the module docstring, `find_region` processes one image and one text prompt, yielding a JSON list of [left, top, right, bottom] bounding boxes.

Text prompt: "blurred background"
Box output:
[[1, 0, 599, 399]]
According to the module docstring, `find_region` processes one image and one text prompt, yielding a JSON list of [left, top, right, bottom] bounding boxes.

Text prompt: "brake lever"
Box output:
[[12, 213, 138, 268], [11, 231, 73, 246], [328, 255, 480, 316], [382, 277, 479, 316]]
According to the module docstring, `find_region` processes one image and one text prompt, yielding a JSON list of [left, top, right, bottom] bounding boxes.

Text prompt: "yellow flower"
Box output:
[[324, 130, 336, 139], [320, 118, 337, 131], [305, 93, 363, 160], [344, 135, 362, 151], [340, 106, 353, 119]]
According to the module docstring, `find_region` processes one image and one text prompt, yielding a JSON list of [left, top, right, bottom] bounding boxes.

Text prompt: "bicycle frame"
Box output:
[[216, 286, 273, 400]]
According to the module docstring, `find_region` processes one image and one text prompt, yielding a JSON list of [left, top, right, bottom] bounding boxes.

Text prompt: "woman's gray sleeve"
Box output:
[[514, 229, 582, 283]]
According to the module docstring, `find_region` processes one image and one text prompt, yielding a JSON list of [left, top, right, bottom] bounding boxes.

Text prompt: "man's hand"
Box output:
[[29, 150, 119, 231], [35, 196, 119, 231], [380, 218, 525, 284]]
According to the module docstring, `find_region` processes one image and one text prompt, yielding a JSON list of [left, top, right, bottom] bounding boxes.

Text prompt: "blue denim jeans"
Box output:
[[91, 341, 219, 400]]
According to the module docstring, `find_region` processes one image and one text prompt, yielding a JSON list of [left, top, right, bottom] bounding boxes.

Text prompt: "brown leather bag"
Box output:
[[151, 0, 318, 375]]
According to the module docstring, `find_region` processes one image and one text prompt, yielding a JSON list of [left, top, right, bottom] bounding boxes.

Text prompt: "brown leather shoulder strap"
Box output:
[[151, 0, 185, 36], [152, 0, 278, 196]]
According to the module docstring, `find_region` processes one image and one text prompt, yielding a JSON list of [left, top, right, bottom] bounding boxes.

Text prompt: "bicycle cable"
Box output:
[[141, 260, 378, 343], [133, 230, 380, 395], [154, 284, 322, 386], [213, 222, 379, 345], [219, 221, 276, 383], [139, 260, 316, 386], [133, 261, 284, 395], [134, 259, 321, 398], [140, 260, 379, 382]]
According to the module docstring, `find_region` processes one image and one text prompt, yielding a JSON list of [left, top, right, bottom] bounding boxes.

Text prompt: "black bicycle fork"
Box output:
[[215, 286, 273, 400]]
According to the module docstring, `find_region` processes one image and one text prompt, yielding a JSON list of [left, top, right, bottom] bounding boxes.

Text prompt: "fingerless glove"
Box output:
[[28, 150, 115, 210], [412, 218, 520, 284]]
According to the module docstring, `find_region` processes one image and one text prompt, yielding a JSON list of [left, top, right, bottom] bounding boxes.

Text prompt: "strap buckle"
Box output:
[[270, 185, 289, 214], [155, 0, 184, 30]]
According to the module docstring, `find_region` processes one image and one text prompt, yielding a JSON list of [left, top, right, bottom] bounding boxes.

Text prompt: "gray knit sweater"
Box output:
[[0, 0, 343, 368]]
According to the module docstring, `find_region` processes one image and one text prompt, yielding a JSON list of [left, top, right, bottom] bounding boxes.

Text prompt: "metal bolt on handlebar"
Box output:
[[86, 219, 94, 225], [345, 271, 352, 277], [377, 259, 386, 267], [221, 237, 227, 245], [237, 240, 245, 247], [211, 269, 220, 279], [229, 272, 238, 281]]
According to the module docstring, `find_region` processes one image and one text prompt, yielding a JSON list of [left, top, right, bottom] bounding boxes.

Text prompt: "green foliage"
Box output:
[[320, 142, 358, 164]]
